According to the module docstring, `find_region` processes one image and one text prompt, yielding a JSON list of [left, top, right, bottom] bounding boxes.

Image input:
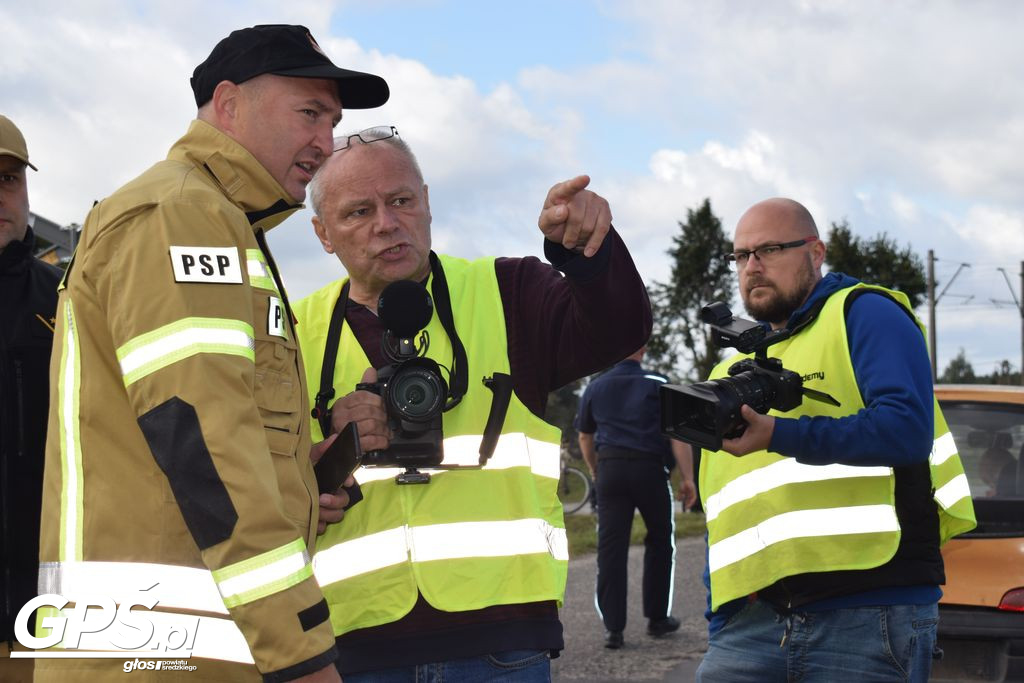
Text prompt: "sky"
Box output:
[[4, 0, 1023, 378]]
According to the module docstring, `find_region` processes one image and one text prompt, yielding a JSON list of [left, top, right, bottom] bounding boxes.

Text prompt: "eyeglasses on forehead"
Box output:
[[333, 126, 399, 153]]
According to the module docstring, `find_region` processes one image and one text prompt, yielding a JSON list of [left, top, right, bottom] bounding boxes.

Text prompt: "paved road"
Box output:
[[552, 532, 708, 682]]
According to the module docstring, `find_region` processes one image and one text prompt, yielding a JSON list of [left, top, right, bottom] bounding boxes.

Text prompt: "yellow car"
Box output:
[[932, 384, 1024, 682]]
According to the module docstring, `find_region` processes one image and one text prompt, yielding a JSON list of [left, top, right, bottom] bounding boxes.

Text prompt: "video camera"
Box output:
[[660, 302, 837, 451], [356, 280, 448, 484], [353, 278, 514, 485]]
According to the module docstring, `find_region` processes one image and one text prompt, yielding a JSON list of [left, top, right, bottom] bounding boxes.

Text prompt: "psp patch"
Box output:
[[170, 246, 243, 284], [268, 296, 287, 339]]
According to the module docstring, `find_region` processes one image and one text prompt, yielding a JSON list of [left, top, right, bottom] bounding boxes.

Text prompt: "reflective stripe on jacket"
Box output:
[[700, 283, 975, 610], [293, 254, 567, 636]]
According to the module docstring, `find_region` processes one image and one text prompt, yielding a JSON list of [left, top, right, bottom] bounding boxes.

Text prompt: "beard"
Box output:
[[741, 254, 817, 325]]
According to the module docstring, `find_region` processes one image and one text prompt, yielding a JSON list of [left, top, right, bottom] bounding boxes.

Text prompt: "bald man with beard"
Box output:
[[695, 198, 974, 683]]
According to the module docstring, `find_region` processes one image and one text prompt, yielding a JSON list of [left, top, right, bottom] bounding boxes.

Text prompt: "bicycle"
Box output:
[[558, 455, 593, 515]]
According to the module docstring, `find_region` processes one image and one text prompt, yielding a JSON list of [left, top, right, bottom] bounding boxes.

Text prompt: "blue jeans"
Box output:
[[697, 599, 938, 682], [342, 650, 551, 682]]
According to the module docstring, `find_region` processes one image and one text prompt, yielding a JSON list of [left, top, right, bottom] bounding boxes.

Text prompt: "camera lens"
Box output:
[[388, 366, 445, 422], [720, 371, 776, 414]]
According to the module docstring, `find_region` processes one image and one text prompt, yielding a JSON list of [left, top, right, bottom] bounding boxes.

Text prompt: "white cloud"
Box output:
[[598, 130, 834, 286], [889, 193, 919, 223], [605, 0, 1024, 207], [951, 205, 1024, 261]]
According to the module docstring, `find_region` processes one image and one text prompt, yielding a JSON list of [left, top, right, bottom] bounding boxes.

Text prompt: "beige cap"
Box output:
[[0, 115, 37, 171]]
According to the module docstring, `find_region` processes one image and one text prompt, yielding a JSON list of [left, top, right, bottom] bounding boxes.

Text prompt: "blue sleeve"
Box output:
[[770, 293, 934, 467], [575, 385, 597, 434]]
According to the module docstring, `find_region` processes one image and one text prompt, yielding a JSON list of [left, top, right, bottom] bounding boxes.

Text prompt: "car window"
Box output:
[[940, 398, 1024, 536]]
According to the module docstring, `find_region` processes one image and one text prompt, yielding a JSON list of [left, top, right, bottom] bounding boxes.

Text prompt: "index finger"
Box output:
[[544, 174, 591, 207]]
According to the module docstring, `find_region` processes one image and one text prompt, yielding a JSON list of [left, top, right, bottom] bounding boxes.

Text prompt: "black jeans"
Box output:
[[594, 455, 675, 632]]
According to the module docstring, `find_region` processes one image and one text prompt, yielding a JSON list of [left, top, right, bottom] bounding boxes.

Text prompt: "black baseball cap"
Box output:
[[191, 24, 389, 109]]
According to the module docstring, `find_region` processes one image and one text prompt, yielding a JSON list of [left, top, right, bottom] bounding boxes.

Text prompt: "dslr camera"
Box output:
[[660, 302, 836, 451], [357, 280, 448, 483]]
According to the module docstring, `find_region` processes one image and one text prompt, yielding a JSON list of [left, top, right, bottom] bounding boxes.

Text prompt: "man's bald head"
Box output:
[[736, 198, 819, 242], [733, 197, 826, 328]]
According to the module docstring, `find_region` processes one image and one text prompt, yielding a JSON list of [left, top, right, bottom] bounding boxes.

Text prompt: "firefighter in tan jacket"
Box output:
[[33, 25, 388, 682]]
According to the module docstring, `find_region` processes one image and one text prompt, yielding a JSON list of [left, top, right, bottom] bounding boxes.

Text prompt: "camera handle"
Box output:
[[479, 373, 513, 465]]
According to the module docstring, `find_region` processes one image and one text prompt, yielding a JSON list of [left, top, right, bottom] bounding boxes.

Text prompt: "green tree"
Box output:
[[647, 199, 735, 382], [982, 360, 1022, 386], [825, 220, 928, 309], [939, 348, 977, 383]]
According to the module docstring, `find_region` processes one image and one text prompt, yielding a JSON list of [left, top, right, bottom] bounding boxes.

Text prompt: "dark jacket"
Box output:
[[575, 359, 673, 461], [0, 226, 61, 641]]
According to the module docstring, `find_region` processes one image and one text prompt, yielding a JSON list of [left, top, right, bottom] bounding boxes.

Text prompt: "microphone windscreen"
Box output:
[[378, 280, 434, 338]]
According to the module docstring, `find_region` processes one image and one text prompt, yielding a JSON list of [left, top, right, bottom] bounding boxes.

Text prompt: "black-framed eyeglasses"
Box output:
[[725, 236, 818, 269], [333, 126, 399, 153]]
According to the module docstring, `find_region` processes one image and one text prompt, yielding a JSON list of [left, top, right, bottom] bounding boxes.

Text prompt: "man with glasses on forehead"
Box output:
[[293, 126, 651, 680], [695, 198, 974, 682]]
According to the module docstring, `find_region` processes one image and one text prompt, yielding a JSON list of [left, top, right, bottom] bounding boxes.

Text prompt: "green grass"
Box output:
[[564, 511, 706, 558]]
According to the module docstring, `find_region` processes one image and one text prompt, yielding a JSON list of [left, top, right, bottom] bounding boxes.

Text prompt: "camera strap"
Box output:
[[312, 253, 470, 436], [428, 252, 469, 411], [312, 280, 351, 438], [786, 296, 829, 338]]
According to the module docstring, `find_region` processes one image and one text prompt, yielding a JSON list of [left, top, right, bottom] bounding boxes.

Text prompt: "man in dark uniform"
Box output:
[[576, 346, 697, 649], [0, 114, 61, 680]]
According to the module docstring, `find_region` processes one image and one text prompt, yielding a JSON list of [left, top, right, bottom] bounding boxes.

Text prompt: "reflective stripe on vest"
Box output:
[[353, 433, 560, 485], [930, 432, 957, 466], [115, 317, 255, 386], [708, 504, 900, 572], [39, 606, 253, 664], [703, 433, 969, 524], [935, 473, 971, 510], [313, 518, 569, 588], [705, 459, 893, 522]]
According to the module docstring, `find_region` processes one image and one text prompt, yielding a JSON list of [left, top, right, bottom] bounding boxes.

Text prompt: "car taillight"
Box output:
[[1000, 588, 1024, 612]]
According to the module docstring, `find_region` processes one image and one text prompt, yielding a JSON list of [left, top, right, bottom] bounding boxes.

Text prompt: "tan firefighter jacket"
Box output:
[[36, 120, 335, 681]]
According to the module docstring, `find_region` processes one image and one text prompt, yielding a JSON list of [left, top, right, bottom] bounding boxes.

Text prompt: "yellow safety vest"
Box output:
[[293, 254, 567, 636], [700, 284, 976, 610]]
